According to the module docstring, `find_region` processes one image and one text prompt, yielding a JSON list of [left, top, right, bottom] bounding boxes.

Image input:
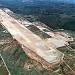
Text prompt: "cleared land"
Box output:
[[0, 9, 62, 64]]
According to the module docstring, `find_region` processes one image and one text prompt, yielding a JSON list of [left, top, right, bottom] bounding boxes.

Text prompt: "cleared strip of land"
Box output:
[[0, 9, 62, 63]]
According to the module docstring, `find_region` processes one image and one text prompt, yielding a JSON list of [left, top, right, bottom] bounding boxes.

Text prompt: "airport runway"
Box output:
[[0, 9, 62, 63]]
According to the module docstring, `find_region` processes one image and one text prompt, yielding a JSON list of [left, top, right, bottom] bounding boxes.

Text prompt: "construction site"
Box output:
[[0, 8, 75, 75]]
